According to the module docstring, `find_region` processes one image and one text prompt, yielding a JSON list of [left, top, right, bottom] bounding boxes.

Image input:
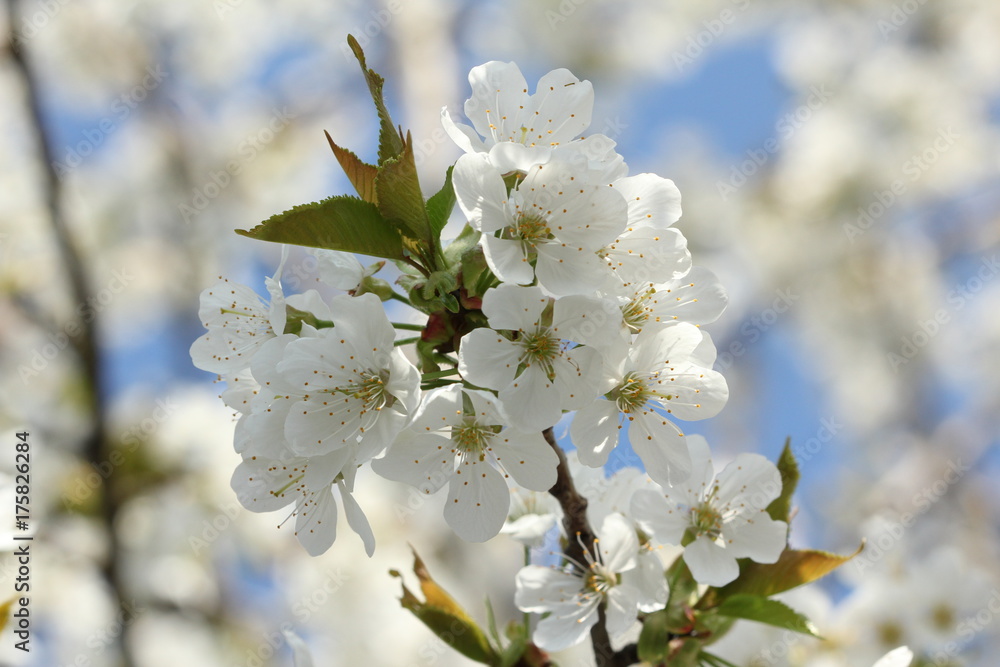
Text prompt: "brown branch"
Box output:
[[5, 3, 133, 666], [542, 428, 638, 667]]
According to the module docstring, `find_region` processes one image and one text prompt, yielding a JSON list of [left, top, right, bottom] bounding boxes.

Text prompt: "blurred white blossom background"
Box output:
[[1, 0, 999, 666]]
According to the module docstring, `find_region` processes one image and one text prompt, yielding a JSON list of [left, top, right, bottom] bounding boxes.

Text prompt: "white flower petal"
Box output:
[[481, 283, 548, 331], [651, 266, 728, 325], [684, 535, 739, 587], [612, 173, 682, 229], [872, 647, 914, 667], [527, 68, 593, 145], [716, 454, 783, 510], [453, 152, 509, 233], [626, 550, 670, 612], [441, 106, 484, 153], [553, 345, 603, 410], [502, 513, 557, 547], [630, 410, 692, 486], [605, 584, 640, 637], [514, 565, 581, 612], [725, 516, 787, 563], [532, 602, 598, 652], [551, 295, 621, 348], [495, 430, 558, 491], [338, 479, 375, 556], [569, 400, 621, 468], [535, 243, 609, 297], [231, 456, 301, 513], [631, 489, 688, 546], [294, 485, 338, 557], [464, 61, 530, 145], [444, 459, 509, 542], [457, 328, 520, 390], [498, 363, 563, 432], [481, 235, 535, 285], [371, 433, 453, 493], [597, 513, 639, 574]]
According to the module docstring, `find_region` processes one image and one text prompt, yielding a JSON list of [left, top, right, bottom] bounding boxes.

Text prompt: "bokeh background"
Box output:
[[1, 0, 999, 665]]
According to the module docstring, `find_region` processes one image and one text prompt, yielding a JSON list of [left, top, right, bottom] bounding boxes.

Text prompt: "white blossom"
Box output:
[[873, 647, 913, 667], [571, 322, 728, 485], [453, 154, 628, 296], [250, 293, 420, 460], [231, 449, 374, 556], [458, 284, 620, 432], [442, 61, 593, 156], [631, 436, 787, 586], [515, 513, 641, 652], [371, 385, 558, 542], [189, 254, 289, 374]]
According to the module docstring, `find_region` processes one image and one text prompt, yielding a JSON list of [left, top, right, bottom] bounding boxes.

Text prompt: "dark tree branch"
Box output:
[[5, 3, 134, 666], [542, 428, 639, 667]]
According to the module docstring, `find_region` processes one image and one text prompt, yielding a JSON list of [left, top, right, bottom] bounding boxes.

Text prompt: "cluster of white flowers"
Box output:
[[191, 60, 790, 654]]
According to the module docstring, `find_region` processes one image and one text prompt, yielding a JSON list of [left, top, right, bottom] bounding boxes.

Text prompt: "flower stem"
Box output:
[[389, 292, 412, 306], [422, 367, 461, 381], [392, 322, 424, 331], [394, 336, 420, 347]]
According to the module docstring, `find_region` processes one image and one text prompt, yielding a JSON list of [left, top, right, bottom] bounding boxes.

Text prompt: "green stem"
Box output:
[[422, 367, 461, 381], [700, 652, 741, 667], [389, 292, 412, 306], [523, 545, 531, 636], [401, 255, 430, 278], [392, 322, 424, 331], [394, 336, 419, 347]]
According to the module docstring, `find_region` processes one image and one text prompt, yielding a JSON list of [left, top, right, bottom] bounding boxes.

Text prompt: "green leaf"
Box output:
[[714, 545, 864, 601], [324, 130, 378, 204], [427, 166, 456, 236], [767, 438, 799, 524], [376, 133, 434, 247], [713, 594, 820, 637], [484, 597, 502, 649], [236, 195, 406, 260], [390, 547, 498, 665], [347, 34, 404, 165], [637, 609, 672, 663]]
